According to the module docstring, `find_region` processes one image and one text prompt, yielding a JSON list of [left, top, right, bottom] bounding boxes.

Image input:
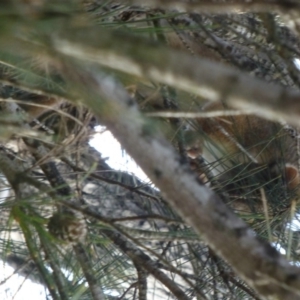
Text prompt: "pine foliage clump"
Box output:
[[1, 1, 300, 299]]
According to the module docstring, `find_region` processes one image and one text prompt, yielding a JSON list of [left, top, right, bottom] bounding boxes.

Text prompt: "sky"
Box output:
[[0, 266, 46, 300], [89, 126, 149, 183]]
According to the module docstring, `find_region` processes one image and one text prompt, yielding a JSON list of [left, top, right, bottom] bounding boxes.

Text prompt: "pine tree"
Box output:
[[1, 1, 300, 299]]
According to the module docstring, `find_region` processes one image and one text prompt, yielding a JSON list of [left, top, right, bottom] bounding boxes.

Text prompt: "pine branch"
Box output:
[[61, 64, 300, 299]]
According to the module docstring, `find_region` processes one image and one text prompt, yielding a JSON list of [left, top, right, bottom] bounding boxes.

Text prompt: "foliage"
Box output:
[[0, 1, 300, 299]]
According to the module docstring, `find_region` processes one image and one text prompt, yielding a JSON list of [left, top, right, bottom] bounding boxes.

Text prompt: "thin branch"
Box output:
[[51, 26, 300, 125], [134, 262, 147, 300], [146, 110, 254, 118], [60, 156, 161, 201], [123, 0, 300, 14], [103, 229, 193, 300], [118, 282, 138, 300], [74, 243, 106, 300], [58, 200, 205, 298], [111, 215, 181, 224]]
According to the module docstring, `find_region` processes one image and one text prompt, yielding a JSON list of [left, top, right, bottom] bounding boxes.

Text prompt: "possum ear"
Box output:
[[285, 164, 300, 190]]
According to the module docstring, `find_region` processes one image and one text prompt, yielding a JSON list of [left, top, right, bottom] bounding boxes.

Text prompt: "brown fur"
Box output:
[[188, 101, 300, 193]]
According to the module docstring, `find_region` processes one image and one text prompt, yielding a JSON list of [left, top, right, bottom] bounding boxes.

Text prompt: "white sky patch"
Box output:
[[273, 243, 286, 255], [89, 125, 152, 184], [293, 58, 300, 70], [288, 214, 300, 231], [0, 264, 46, 300]]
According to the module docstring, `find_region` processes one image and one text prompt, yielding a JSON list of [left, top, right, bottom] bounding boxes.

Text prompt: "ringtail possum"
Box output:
[[0, 82, 61, 119], [186, 101, 300, 213], [14, 93, 60, 120]]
